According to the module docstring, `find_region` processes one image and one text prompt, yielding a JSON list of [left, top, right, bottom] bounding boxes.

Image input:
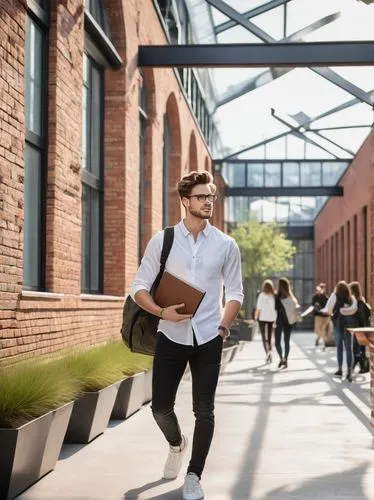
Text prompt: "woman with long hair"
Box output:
[[349, 281, 371, 373], [274, 278, 299, 369], [255, 279, 277, 363], [326, 281, 358, 382]]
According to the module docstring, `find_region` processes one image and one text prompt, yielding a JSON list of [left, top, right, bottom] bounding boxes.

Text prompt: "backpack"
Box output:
[[121, 227, 174, 356], [281, 297, 298, 325]]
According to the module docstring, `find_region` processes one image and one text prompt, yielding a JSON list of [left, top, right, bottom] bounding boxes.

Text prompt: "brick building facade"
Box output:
[[315, 131, 374, 303], [0, 0, 223, 362]]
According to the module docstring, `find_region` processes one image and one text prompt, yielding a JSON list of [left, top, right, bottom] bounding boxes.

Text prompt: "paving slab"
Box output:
[[18, 333, 373, 500]]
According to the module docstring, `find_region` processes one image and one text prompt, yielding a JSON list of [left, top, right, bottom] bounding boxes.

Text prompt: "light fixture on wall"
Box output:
[[357, 0, 374, 4]]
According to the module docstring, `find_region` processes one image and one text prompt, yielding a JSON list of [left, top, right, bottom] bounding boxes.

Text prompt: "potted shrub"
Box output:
[[0, 360, 78, 500], [107, 343, 152, 420], [62, 345, 123, 444]]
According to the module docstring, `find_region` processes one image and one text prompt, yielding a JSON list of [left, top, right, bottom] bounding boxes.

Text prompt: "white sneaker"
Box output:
[[183, 473, 204, 500], [163, 435, 188, 479]]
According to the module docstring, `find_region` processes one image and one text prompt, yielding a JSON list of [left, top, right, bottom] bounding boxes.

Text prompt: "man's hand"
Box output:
[[162, 303, 192, 323]]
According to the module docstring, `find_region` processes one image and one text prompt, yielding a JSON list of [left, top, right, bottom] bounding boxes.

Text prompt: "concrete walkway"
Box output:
[[19, 333, 374, 500]]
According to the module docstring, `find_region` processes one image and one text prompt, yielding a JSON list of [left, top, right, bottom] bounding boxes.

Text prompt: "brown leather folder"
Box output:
[[154, 271, 206, 317]]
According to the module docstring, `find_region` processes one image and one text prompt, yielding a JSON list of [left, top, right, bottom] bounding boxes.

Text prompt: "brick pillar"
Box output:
[[0, 0, 26, 314], [46, 1, 84, 294]]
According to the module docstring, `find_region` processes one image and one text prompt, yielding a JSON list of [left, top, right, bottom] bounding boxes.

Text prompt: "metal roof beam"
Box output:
[[223, 94, 373, 159], [208, 1, 373, 106], [226, 186, 344, 196], [139, 42, 374, 67], [271, 109, 354, 157], [214, 0, 291, 35]]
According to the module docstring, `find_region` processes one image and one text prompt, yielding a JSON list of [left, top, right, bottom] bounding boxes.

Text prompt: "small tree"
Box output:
[[230, 219, 296, 316]]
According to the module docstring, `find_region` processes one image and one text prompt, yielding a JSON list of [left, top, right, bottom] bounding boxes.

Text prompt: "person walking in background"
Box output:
[[349, 281, 371, 374], [326, 281, 358, 382], [130, 171, 243, 500], [274, 278, 299, 369], [312, 283, 329, 348], [255, 279, 277, 364]]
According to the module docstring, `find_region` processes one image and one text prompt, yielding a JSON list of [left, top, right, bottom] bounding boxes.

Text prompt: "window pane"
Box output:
[[24, 145, 42, 289], [90, 188, 101, 293], [264, 163, 281, 187], [283, 162, 300, 187], [81, 185, 102, 293], [90, 63, 102, 178], [25, 18, 44, 136], [300, 162, 321, 186], [81, 184, 90, 291], [82, 57, 89, 170], [228, 163, 245, 187], [247, 163, 263, 187]]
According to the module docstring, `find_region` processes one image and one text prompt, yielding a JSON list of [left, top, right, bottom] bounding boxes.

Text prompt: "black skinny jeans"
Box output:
[[275, 321, 293, 360], [258, 320, 273, 354], [151, 332, 223, 479]]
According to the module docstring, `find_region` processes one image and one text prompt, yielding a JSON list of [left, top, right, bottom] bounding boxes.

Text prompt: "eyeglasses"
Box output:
[[186, 194, 218, 203]]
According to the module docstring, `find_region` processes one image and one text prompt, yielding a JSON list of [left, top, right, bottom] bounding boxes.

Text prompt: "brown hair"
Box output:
[[334, 280, 352, 305], [349, 281, 363, 301], [177, 171, 215, 199], [277, 277, 296, 302], [262, 279, 275, 295]]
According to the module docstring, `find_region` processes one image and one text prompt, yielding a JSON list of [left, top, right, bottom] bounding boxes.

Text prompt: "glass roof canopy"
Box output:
[[183, 0, 374, 226], [185, 0, 374, 160]]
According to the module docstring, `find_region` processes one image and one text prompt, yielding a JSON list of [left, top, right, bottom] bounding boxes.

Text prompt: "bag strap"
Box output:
[[160, 226, 174, 271], [151, 226, 174, 294]]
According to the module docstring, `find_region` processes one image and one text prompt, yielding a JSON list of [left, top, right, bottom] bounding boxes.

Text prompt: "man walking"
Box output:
[[130, 171, 243, 500]]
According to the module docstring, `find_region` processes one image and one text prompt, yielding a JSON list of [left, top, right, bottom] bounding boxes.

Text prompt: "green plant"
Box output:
[[230, 219, 296, 279], [0, 361, 79, 429], [101, 341, 152, 377], [0, 341, 152, 428], [56, 347, 122, 393]]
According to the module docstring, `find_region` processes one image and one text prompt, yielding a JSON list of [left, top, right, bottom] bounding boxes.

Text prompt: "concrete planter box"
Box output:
[[64, 382, 119, 444], [0, 401, 74, 500], [111, 372, 146, 420]]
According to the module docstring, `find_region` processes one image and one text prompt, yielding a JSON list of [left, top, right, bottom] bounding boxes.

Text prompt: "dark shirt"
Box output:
[[312, 293, 328, 316], [275, 295, 289, 326], [356, 299, 371, 327]]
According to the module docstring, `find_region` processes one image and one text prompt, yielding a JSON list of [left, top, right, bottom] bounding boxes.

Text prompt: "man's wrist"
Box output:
[[218, 325, 230, 338]]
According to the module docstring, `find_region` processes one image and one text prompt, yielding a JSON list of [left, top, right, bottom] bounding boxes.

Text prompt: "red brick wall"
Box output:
[[315, 131, 373, 305], [0, 0, 26, 343], [0, 0, 218, 362]]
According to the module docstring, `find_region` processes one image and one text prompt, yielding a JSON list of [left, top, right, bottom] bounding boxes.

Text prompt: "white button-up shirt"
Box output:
[[130, 220, 244, 346]]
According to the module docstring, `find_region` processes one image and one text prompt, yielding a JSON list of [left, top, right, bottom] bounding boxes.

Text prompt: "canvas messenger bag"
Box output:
[[121, 227, 174, 356]]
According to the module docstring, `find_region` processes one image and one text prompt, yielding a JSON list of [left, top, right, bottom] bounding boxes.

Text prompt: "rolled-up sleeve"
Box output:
[[130, 231, 163, 300], [223, 239, 244, 305]]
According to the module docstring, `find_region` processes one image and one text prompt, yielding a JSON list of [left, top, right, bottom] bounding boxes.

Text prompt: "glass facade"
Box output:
[[156, 0, 218, 151]]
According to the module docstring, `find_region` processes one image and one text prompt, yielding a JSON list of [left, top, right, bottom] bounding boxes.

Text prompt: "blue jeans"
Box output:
[[151, 332, 223, 478], [334, 315, 358, 369]]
